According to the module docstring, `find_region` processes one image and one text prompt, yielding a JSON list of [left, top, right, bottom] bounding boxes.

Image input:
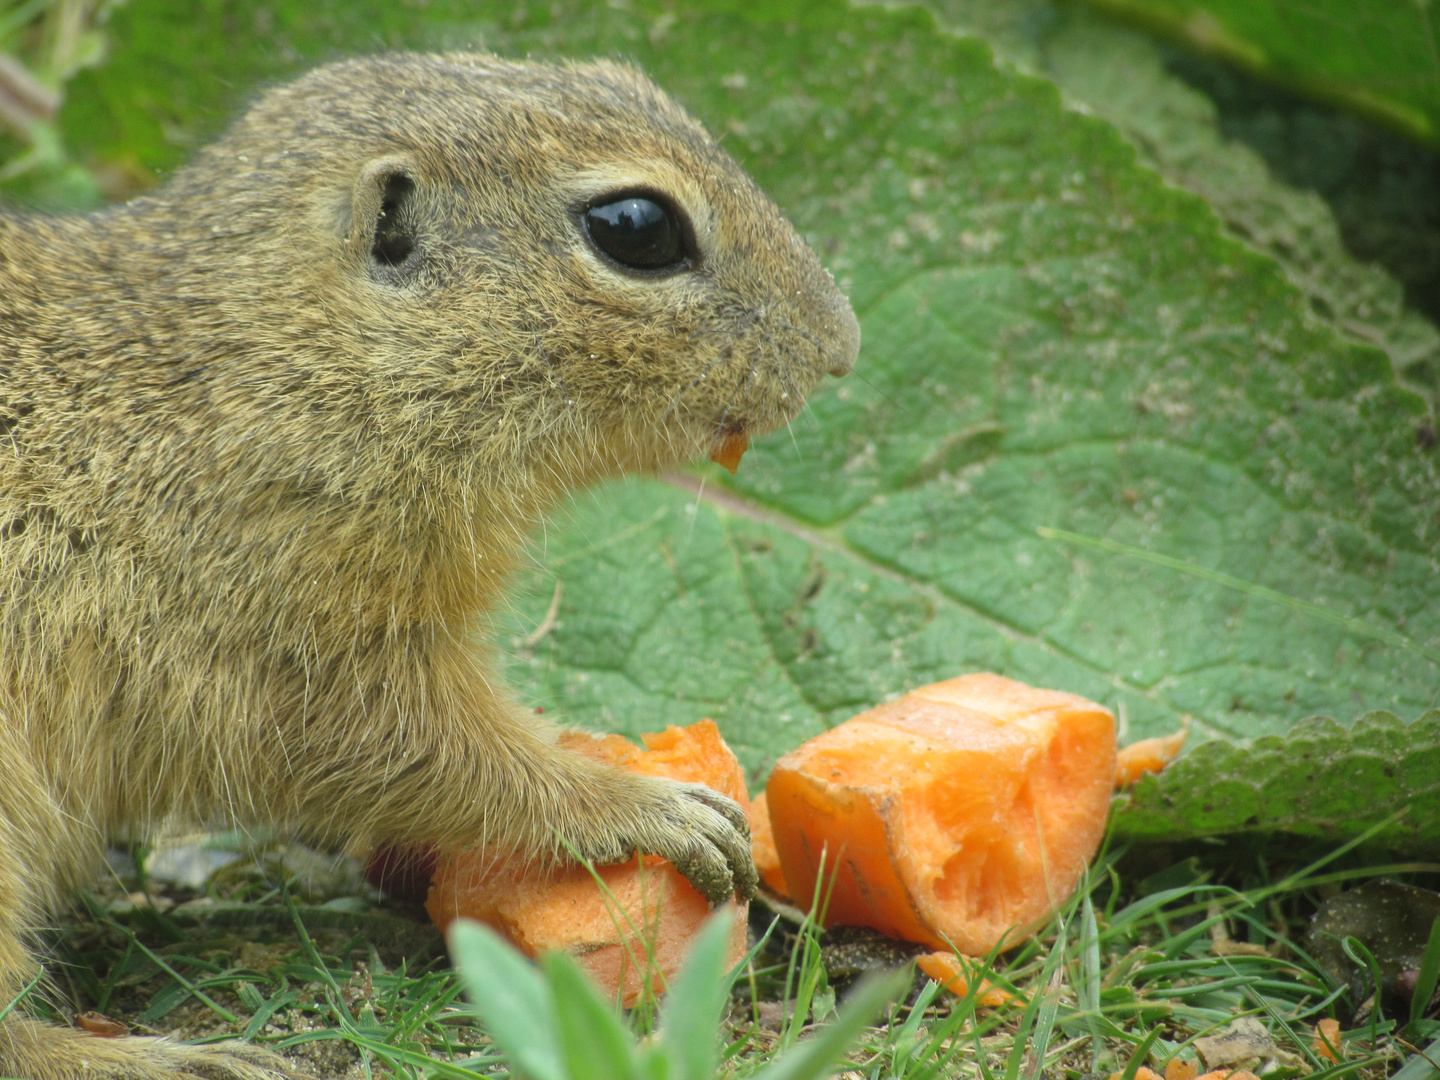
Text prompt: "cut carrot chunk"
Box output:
[[1114, 728, 1187, 787], [628, 722, 749, 804], [749, 791, 791, 897], [426, 720, 749, 1006], [1112, 1061, 1247, 1080], [710, 432, 748, 474], [1313, 1018, 1341, 1062], [915, 951, 1017, 1007], [766, 674, 1116, 954]]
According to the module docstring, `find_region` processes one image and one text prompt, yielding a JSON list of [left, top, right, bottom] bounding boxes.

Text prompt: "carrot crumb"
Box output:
[[75, 1012, 128, 1037], [1115, 728, 1187, 787], [1107, 1068, 1162, 1080], [710, 432, 748, 473], [916, 951, 1018, 1008]]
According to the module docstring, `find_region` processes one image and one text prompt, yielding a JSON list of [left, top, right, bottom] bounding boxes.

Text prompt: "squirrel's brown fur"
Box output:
[[0, 53, 857, 1078]]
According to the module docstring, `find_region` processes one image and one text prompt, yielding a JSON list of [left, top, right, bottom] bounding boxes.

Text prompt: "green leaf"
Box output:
[[750, 968, 909, 1080], [657, 910, 736, 1080], [540, 950, 641, 1080], [448, 920, 563, 1080], [36, 0, 1440, 829], [1074, 0, 1440, 146], [488, 4, 1438, 786], [1113, 710, 1440, 850], [919, 0, 1440, 398], [1395, 1035, 1440, 1080]]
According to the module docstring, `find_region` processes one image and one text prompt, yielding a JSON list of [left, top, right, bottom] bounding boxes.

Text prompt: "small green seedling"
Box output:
[[449, 910, 907, 1080]]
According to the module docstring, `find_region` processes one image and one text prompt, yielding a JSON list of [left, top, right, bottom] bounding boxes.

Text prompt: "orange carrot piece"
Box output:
[[427, 720, 750, 1006], [1313, 1017, 1342, 1061], [766, 674, 1116, 954], [1111, 1067, 1255, 1080], [1114, 728, 1188, 787], [75, 1012, 129, 1037], [915, 951, 1017, 1007], [710, 433, 748, 474], [749, 791, 791, 897]]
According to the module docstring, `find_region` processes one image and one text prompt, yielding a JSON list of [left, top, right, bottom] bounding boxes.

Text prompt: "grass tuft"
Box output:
[[24, 829, 1440, 1079]]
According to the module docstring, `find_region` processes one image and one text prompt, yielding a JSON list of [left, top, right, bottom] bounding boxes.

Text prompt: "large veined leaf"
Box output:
[[38, 2, 1440, 833], [489, 4, 1439, 778], [1075, 0, 1440, 147], [916, 0, 1440, 400], [1115, 710, 1440, 851]]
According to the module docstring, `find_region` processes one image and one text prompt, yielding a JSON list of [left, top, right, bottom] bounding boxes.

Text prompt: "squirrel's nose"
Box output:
[[825, 299, 860, 378]]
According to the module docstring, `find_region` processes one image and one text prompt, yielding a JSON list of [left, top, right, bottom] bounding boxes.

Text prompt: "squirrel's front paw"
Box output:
[[576, 778, 758, 905], [657, 781, 759, 904]]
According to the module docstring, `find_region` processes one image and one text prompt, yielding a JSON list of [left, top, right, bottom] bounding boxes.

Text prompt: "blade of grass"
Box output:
[[785, 924, 827, 1047], [1080, 893, 1105, 1072], [0, 969, 42, 1024], [241, 988, 299, 1041], [94, 935, 136, 1014], [751, 968, 910, 1080], [1107, 886, 1227, 941], [778, 847, 839, 1051], [973, 1022, 999, 1080], [294, 1031, 501, 1078], [1410, 918, 1440, 1032], [1341, 935, 1387, 1042], [1025, 967, 1065, 1080], [281, 876, 356, 1028], [881, 978, 940, 1076], [906, 980, 986, 1080], [1394, 1035, 1440, 1080], [98, 916, 239, 1023], [554, 833, 666, 1021], [1006, 929, 1068, 1080], [1238, 980, 1323, 1072], [1116, 1025, 1165, 1080]]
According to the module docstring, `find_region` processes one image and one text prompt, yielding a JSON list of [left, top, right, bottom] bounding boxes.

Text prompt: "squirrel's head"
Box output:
[[163, 52, 857, 509]]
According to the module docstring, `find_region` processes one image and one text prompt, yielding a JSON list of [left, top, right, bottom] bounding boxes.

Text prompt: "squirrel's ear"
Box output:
[[369, 171, 417, 266], [346, 158, 420, 270]]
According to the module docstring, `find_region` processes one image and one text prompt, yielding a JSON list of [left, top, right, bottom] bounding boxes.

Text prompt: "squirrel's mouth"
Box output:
[[708, 424, 749, 475]]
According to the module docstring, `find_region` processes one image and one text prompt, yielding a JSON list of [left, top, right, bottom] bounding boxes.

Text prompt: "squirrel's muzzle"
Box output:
[[824, 297, 861, 379]]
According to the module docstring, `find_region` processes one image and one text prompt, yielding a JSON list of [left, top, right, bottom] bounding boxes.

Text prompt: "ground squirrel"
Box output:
[[0, 52, 858, 1078]]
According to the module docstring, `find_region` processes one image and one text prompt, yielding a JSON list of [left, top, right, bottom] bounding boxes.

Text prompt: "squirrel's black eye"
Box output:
[[584, 195, 685, 271]]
